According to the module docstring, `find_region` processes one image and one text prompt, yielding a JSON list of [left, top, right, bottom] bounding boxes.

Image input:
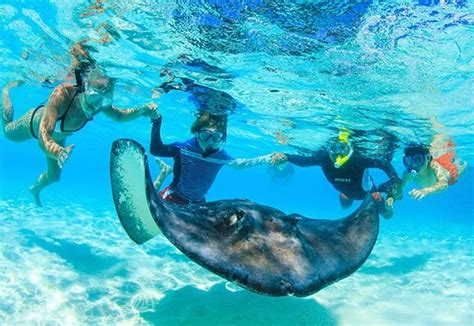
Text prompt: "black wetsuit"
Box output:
[[286, 150, 402, 200]]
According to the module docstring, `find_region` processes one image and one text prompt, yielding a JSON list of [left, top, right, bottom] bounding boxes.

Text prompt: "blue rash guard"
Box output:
[[150, 116, 232, 202], [150, 116, 273, 203]]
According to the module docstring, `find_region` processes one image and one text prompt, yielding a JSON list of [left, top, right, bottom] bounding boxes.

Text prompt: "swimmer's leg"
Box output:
[[29, 140, 65, 207], [379, 198, 394, 219], [2, 81, 32, 142], [154, 157, 172, 190], [339, 192, 354, 209]]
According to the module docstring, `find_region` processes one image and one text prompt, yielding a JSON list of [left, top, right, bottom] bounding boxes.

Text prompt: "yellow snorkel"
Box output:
[[332, 129, 353, 168]]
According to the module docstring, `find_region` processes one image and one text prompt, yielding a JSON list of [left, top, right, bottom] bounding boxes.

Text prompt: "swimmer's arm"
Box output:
[[369, 158, 403, 199], [150, 116, 180, 157], [102, 105, 147, 122], [227, 154, 273, 169], [38, 87, 67, 159], [420, 161, 449, 195], [285, 151, 325, 167], [367, 158, 399, 180]]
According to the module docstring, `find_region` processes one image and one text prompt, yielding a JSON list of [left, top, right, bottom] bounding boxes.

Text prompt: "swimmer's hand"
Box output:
[[141, 102, 160, 119], [270, 152, 288, 165], [57, 145, 75, 169], [409, 188, 428, 200]]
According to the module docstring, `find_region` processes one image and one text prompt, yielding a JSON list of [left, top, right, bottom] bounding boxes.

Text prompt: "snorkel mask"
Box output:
[[329, 130, 353, 168], [403, 145, 431, 175], [81, 79, 114, 118], [197, 128, 225, 155]]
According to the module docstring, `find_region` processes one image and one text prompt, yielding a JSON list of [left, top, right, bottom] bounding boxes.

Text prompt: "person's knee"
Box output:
[[3, 127, 20, 142], [47, 172, 61, 183]]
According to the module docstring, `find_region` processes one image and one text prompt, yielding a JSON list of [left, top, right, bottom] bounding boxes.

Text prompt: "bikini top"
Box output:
[[31, 87, 92, 139], [58, 89, 93, 133]]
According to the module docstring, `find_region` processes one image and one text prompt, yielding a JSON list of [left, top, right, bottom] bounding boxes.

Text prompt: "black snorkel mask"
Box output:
[[403, 145, 431, 175]]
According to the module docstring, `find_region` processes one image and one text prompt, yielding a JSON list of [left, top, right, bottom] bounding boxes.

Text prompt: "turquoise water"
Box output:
[[0, 1, 473, 325]]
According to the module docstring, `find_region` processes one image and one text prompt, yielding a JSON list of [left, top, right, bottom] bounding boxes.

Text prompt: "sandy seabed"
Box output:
[[0, 199, 472, 326]]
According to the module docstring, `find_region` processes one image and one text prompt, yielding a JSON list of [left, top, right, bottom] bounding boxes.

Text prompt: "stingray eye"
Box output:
[[228, 214, 238, 226], [226, 209, 246, 226]]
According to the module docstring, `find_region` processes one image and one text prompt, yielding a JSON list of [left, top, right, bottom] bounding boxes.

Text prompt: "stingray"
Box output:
[[110, 139, 380, 297]]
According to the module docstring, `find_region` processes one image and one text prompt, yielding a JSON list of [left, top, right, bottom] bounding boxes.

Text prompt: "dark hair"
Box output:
[[404, 144, 430, 157], [191, 112, 228, 134]]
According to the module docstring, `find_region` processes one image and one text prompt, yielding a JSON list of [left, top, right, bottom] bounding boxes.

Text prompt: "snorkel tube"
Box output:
[[333, 129, 353, 168]]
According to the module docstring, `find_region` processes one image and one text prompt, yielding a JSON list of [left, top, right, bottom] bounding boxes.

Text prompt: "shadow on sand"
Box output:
[[141, 283, 338, 326], [360, 253, 432, 275], [20, 228, 126, 276]]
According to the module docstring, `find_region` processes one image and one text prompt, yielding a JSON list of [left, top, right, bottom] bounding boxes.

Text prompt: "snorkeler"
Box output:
[[401, 141, 467, 200], [150, 110, 277, 205], [1, 69, 157, 206], [272, 130, 402, 218]]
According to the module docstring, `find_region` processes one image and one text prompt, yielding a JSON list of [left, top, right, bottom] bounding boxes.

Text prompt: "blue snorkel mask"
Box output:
[[196, 128, 225, 155]]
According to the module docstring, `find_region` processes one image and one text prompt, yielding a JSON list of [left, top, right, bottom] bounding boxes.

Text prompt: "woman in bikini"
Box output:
[[2, 69, 157, 206]]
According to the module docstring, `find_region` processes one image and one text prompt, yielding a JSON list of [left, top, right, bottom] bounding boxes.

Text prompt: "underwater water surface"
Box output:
[[0, 0, 473, 325]]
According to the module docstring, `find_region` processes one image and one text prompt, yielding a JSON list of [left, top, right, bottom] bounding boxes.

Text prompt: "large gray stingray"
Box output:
[[110, 139, 380, 297]]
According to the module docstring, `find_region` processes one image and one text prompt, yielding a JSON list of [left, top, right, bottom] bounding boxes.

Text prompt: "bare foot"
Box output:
[[154, 158, 172, 190], [29, 185, 43, 207]]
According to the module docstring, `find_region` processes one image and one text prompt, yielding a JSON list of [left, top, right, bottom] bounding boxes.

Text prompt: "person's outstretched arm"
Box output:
[[102, 102, 156, 122], [409, 161, 449, 200], [366, 158, 403, 200], [149, 115, 180, 157], [226, 154, 274, 169], [270, 150, 325, 167]]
